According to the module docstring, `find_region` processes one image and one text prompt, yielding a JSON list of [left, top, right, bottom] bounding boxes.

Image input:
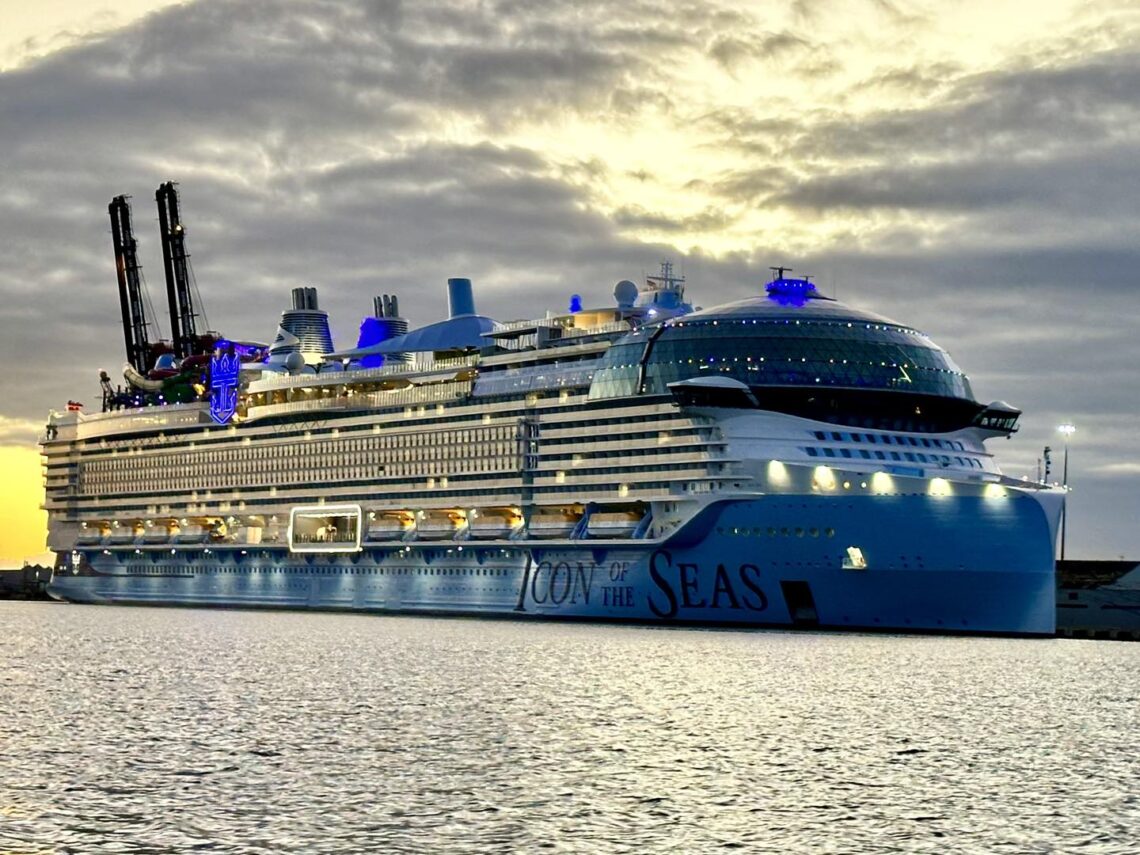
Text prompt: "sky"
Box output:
[[1, 0, 1138, 565]]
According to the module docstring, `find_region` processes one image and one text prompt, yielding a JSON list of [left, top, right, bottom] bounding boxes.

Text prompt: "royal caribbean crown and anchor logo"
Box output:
[[208, 342, 240, 425]]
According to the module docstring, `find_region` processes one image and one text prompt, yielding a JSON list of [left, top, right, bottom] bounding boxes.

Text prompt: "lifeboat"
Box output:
[[365, 510, 415, 541], [206, 518, 230, 542], [75, 522, 108, 545], [586, 507, 646, 539], [108, 520, 143, 544], [239, 516, 266, 545], [143, 519, 176, 544], [262, 516, 284, 544], [414, 509, 468, 540], [468, 507, 524, 539], [173, 520, 210, 544], [527, 506, 583, 539]]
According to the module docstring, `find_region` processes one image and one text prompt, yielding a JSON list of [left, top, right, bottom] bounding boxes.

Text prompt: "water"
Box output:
[[1, 602, 1137, 854]]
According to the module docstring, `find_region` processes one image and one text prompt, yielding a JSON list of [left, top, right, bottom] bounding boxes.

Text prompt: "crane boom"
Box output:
[[156, 181, 199, 359], [108, 195, 151, 371]]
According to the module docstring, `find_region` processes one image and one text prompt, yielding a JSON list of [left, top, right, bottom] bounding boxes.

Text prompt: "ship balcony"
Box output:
[[531, 465, 726, 489], [538, 442, 725, 462], [534, 450, 732, 472], [540, 420, 688, 441]]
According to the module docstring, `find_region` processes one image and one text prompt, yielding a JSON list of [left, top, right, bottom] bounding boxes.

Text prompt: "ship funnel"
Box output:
[[374, 294, 400, 319], [355, 293, 410, 368], [267, 287, 333, 367], [292, 287, 320, 311], [447, 278, 475, 317]]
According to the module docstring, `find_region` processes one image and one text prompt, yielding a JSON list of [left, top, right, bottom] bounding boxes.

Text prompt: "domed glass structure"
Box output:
[[589, 282, 988, 433]]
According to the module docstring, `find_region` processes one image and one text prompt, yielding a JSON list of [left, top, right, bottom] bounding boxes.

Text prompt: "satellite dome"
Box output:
[[285, 351, 305, 374], [614, 280, 638, 308]]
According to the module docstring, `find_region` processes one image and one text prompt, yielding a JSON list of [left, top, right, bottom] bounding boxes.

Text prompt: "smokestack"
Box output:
[[373, 294, 400, 318], [447, 278, 475, 317], [292, 287, 319, 310]]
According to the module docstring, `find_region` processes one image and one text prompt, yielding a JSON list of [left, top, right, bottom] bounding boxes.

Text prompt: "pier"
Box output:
[[0, 565, 51, 600], [1056, 560, 1140, 641]]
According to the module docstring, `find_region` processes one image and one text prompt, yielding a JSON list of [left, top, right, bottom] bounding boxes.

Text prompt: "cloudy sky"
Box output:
[[2, 0, 1138, 564]]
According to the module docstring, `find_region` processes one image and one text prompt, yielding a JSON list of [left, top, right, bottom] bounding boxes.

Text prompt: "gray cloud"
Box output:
[[613, 204, 736, 233], [769, 143, 1140, 215], [708, 31, 809, 70], [1, 0, 1138, 559]]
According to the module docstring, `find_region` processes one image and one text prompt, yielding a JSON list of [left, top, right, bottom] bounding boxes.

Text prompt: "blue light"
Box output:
[[208, 342, 240, 425], [765, 277, 818, 307], [569, 294, 583, 313], [355, 317, 388, 369]]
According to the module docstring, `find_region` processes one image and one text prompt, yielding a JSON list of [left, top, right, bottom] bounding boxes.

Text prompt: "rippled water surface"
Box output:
[[2, 602, 1137, 853]]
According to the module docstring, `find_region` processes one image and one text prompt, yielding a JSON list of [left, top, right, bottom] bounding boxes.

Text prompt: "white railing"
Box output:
[[247, 353, 480, 393], [47, 403, 213, 442], [244, 380, 474, 421], [561, 320, 631, 338]]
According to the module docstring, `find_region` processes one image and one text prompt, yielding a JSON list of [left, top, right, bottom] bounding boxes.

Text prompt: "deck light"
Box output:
[[870, 472, 893, 493], [812, 466, 836, 491], [929, 478, 952, 497], [766, 460, 789, 487]]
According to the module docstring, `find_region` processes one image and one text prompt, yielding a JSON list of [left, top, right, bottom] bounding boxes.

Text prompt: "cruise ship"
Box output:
[[42, 189, 1065, 635]]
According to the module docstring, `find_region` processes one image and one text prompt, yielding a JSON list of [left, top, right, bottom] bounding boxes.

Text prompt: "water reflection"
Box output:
[[1, 603, 1137, 853]]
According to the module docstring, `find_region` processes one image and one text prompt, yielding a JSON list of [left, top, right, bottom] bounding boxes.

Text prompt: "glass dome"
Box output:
[[589, 290, 983, 433]]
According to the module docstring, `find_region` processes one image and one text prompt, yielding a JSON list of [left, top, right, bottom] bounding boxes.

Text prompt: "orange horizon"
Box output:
[[0, 445, 52, 568]]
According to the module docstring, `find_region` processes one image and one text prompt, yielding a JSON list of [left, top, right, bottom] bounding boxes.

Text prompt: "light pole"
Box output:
[[1057, 423, 1076, 560]]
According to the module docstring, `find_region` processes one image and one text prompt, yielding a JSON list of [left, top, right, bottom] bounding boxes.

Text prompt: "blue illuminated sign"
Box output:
[[569, 294, 583, 313], [209, 344, 240, 425]]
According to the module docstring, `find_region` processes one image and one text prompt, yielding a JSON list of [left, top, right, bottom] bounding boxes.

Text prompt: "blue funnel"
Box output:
[[447, 278, 475, 317]]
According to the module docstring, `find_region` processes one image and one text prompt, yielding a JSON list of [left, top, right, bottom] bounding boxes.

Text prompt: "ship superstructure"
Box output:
[[42, 230, 1064, 634]]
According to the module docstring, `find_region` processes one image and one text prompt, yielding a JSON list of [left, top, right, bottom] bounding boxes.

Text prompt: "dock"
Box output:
[[0, 564, 52, 600], [1056, 560, 1140, 641]]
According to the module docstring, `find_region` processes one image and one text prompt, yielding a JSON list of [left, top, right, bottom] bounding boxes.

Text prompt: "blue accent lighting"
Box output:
[[356, 316, 409, 368], [356, 317, 387, 369], [208, 342, 240, 425], [765, 277, 818, 307], [569, 294, 583, 313]]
